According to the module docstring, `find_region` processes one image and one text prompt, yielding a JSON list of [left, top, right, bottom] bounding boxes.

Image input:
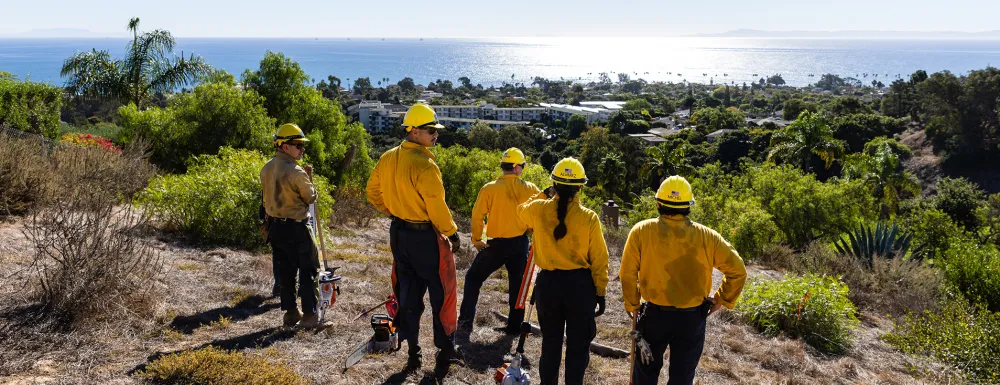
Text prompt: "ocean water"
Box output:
[[2, 37, 999, 88]]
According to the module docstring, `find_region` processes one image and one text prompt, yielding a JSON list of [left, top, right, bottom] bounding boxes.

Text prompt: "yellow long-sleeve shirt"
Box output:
[[517, 192, 610, 296], [260, 151, 316, 221], [471, 174, 541, 243], [618, 215, 747, 313], [366, 140, 458, 236]]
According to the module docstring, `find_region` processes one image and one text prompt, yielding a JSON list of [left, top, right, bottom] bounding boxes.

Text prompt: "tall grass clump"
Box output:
[[138, 346, 308, 385], [25, 142, 161, 327], [138, 147, 334, 248], [736, 274, 859, 354]]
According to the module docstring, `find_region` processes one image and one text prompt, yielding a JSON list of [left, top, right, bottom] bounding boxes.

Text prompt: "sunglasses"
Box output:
[[415, 123, 440, 135], [287, 143, 305, 150]]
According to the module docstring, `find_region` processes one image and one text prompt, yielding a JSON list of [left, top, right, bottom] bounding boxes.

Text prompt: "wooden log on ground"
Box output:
[[493, 311, 629, 358]]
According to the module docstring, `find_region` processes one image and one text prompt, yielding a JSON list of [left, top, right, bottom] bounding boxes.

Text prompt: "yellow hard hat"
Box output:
[[656, 175, 696, 208], [550, 157, 587, 186], [403, 103, 445, 132], [501, 148, 526, 165], [274, 123, 310, 146]]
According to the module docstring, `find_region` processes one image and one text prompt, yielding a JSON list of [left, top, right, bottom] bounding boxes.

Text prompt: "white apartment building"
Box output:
[[539, 103, 611, 123], [438, 117, 529, 131], [432, 105, 481, 120], [357, 100, 406, 133]]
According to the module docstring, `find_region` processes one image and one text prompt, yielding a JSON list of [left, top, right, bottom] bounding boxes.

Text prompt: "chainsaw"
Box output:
[[495, 246, 535, 385], [309, 200, 342, 323], [344, 296, 401, 371]]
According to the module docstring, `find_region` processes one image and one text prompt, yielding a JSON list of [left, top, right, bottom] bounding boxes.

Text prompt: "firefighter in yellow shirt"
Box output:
[[458, 148, 540, 340], [618, 176, 747, 385], [366, 103, 462, 373], [516, 157, 609, 385], [260, 123, 321, 329]]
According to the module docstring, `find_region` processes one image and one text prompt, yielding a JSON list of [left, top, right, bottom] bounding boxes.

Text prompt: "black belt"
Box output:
[[392, 217, 433, 231], [644, 302, 700, 312], [272, 217, 309, 223]]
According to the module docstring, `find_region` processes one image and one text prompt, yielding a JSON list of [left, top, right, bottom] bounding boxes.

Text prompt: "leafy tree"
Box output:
[[623, 80, 645, 94], [814, 74, 844, 91], [918, 68, 1000, 162], [831, 113, 907, 153], [352, 77, 374, 97], [60, 18, 210, 109], [240, 52, 371, 184], [241, 51, 310, 119], [824, 97, 872, 117], [316, 75, 342, 99], [398, 77, 416, 95], [766, 74, 786, 86], [687, 107, 745, 133], [618, 73, 630, 84], [623, 119, 651, 135], [782, 99, 818, 121], [567, 114, 588, 139], [496, 126, 533, 152], [768, 111, 844, 173], [881, 78, 919, 119], [468, 121, 498, 150], [458, 76, 472, 89], [0, 77, 62, 138], [623, 98, 653, 112], [715, 129, 752, 171]]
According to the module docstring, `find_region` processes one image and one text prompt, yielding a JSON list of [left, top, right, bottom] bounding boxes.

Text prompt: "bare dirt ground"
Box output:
[[0, 217, 964, 384]]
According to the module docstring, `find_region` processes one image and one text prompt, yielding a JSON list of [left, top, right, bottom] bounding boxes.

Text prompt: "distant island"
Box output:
[[691, 29, 1000, 39], [7, 28, 127, 38]]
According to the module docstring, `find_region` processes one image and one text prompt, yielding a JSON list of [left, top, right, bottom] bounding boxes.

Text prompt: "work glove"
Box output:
[[448, 232, 461, 253], [630, 329, 654, 365], [595, 296, 606, 317]]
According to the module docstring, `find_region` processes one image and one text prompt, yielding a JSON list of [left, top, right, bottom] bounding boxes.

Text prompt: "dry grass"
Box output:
[[0, 217, 968, 384]]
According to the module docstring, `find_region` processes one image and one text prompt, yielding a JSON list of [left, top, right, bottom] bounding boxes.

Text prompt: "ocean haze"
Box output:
[[2, 37, 999, 88]]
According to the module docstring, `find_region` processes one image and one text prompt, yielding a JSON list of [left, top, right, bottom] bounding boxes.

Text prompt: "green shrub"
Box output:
[[0, 77, 62, 139], [138, 346, 307, 385], [940, 240, 1000, 312], [433, 145, 548, 216], [736, 274, 859, 354], [119, 81, 275, 172], [884, 296, 1000, 383], [138, 147, 333, 248], [900, 204, 963, 258], [693, 195, 780, 262], [934, 177, 986, 232], [746, 164, 874, 248]]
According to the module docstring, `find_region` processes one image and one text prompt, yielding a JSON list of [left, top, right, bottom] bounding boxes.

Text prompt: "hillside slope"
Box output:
[[0, 218, 961, 384]]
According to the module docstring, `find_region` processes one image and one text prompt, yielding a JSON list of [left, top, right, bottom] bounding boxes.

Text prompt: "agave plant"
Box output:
[[834, 223, 925, 267]]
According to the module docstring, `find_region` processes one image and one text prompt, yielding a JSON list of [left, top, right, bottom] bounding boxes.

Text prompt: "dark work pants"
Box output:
[[270, 220, 320, 314], [458, 234, 529, 333], [631, 306, 707, 385], [389, 220, 455, 354], [535, 269, 597, 385]]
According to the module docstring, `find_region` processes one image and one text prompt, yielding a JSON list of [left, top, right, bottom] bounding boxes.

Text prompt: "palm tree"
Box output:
[[642, 144, 693, 188], [843, 140, 920, 218], [768, 111, 844, 173], [61, 17, 210, 108]]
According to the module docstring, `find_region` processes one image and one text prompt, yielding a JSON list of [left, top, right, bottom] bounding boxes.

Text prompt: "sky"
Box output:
[[2, 0, 999, 38]]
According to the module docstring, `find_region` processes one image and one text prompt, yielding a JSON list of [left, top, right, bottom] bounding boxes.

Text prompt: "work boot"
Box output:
[[404, 352, 422, 373], [282, 309, 302, 327], [435, 346, 463, 367], [300, 312, 319, 329]]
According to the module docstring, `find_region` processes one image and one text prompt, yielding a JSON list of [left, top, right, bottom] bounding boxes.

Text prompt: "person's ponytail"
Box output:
[[552, 184, 580, 240]]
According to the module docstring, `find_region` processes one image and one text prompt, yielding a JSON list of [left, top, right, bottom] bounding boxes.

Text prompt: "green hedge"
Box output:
[[433, 145, 549, 216], [138, 147, 333, 248], [0, 78, 62, 139], [736, 274, 859, 354]]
